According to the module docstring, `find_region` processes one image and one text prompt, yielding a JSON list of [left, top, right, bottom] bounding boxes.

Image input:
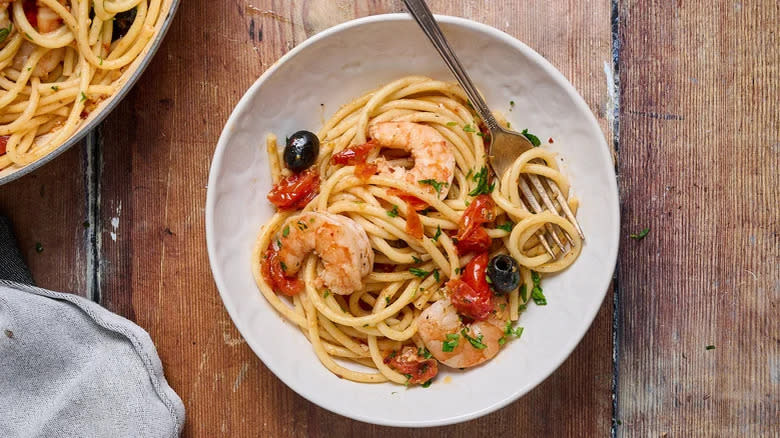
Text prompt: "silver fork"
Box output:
[[402, 0, 584, 257]]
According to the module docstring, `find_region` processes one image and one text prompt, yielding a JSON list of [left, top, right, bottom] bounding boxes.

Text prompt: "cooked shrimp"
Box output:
[[277, 211, 374, 295], [417, 296, 509, 368], [36, 0, 66, 34], [370, 122, 456, 199], [12, 41, 63, 77]]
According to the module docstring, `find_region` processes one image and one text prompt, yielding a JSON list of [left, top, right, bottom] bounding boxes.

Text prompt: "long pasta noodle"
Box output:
[[252, 76, 584, 384]]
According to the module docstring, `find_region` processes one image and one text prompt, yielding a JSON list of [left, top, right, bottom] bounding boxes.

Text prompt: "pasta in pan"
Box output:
[[253, 76, 582, 386], [0, 0, 169, 172]]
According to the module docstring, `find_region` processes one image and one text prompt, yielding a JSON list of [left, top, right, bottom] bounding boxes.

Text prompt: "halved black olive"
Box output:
[[284, 130, 319, 172], [487, 254, 520, 295], [112, 8, 137, 41]]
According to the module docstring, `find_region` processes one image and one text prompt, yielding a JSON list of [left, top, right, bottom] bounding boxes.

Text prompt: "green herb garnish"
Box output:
[[419, 179, 448, 196], [442, 333, 459, 352], [432, 225, 442, 241], [433, 269, 440, 282], [323, 290, 330, 298], [463, 124, 477, 133], [412, 255, 423, 264], [630, 228, 650, 240], [446, 121, 457, 127], [80, 91, 87, 102], [461, 329, 487, 349], [498, 336, 507, 345], [282, 225, 290, 237], [418, 347, 433, 359], [50, 85, 59, 91], [279, 261, 287, 272], [421, 379, 433, 388], [385, 296, 391, 305], [468, 166, 494, 196], [409, 268, 429, 278], [0, 23, 13, 44], [387, 205, 399, 218], [521, 128, 541, 146], [496, 221, 514, 232], [504, 320, 524, 338]]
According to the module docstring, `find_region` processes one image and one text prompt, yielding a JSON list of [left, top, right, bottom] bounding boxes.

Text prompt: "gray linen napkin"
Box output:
[[0, 217, 185, 437]]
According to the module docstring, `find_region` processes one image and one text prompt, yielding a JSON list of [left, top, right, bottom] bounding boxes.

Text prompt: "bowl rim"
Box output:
[[206, 13, 620, 427], [0, 0, 182, 186]]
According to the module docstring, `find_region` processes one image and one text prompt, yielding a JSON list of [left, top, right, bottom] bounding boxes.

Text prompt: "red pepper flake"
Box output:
[[548, 137, 554, 144]]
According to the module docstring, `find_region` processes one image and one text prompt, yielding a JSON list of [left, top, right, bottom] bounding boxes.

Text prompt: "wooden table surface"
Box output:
[[1, 1, 777, 436]]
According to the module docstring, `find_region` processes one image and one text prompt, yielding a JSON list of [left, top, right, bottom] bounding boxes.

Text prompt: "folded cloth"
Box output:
[[0, 217, 185, 437]]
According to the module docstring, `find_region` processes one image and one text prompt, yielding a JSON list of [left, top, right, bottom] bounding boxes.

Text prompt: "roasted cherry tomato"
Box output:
[[487, 254, 520, 294], [284, 130, 320, 172], [267, 169, 320, 210], [23, 1, 37, 28], [0, 136, 9, 155], [330, 140, 376, 166], [261, 244, 303, 296], [461, 253, 491, 296], [387, 188, 428, 212], [446, 278, 493, 321], [384, 346, 438, 385], [455, 195, 496, 254]]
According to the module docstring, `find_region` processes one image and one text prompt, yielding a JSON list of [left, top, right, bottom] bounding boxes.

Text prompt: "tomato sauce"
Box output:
[[455, 195, 495, 254]]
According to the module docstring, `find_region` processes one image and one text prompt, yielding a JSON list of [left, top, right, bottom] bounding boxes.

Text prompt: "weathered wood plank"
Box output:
[[0, 144, 88, 294], [616, 0, 779, 435], [98, 0, 614, 435]]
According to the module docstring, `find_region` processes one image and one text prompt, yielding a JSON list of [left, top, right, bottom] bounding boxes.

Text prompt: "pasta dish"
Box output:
[[252, 76, 583, 386], [0, 0, 170, 172]]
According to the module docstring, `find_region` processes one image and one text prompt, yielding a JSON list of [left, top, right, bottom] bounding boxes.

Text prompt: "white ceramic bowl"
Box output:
[[206, 14, 619, 427]]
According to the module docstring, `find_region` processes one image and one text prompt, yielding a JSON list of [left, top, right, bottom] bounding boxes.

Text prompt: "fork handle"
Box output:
[[402, 0, 501, 131]]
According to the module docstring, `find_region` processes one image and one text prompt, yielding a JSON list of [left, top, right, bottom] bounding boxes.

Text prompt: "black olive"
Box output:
[[284, 130, 319, 172], [487, 255, 520, 295], [112, 8, 137, 41]]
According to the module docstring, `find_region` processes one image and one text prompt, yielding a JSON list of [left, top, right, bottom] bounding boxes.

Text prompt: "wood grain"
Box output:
[[96, 0, 615, 436], [0, 143, 88, 295], [616, 0, 779, 435]]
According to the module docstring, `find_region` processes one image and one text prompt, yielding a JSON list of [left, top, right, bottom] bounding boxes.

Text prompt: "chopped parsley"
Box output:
[[531, 271, 547, 305], [418, 347, 433, 359], [705, 345, 716, 350], [630, 227, 650, 240], [468, 166, 494, 196], [461, 329, 487, 349], [421, 379, 433, 388], [485, 275, 493, 284], [98, 55, 103, 66], [433, 269, 440, 282], [446, 121, 458, 127], [385, 296, 391, 305], [409, 268, 429, 278], [496, 221, 514, 232], [279, 261, 287, 272], [465, 168, 473, 179], [323, 290, 330, 298], [275, 239, 282, 249], [432, 225, 442, 241], [387, 205, 399, 218], [80, 92, 87, 102], [282, 225, 290, 237], [521, 129, 541, 146], [519, 284, 528, 301], [0, 23, 12, 44], [442, 333, 459, 352], [506, 121, 512, 128], [510, 100, 515, 107], [412, 255, 423, 264], [498, 336, 507, 345], [463, 124, 477, 133], [50, 85, 59, 91], [296, 220, 308, 230], [35, 242, 44, 253], [504, 321, 524, 338], [419, 179, 448, 195], [24, 32, 33, 41]]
